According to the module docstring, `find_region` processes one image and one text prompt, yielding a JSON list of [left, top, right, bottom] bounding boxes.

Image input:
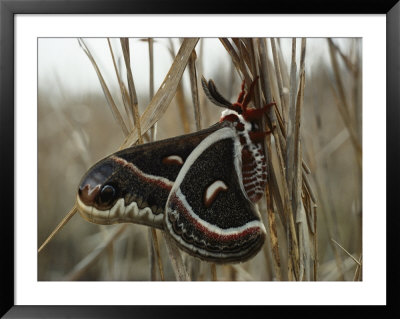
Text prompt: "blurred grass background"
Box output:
[[38, 38, 362, 281]]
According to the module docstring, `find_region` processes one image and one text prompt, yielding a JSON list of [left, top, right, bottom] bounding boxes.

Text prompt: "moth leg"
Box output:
[[235, 79, 246, 104], [231, 77, 259, 114], [241, 76, 259, 112], [249, 128, 273, 143], [242, 102, 276, 121]]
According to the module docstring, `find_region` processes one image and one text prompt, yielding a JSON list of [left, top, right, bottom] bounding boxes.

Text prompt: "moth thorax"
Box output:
[[241, 143, 267, 203], [220, 109, 267, 203]]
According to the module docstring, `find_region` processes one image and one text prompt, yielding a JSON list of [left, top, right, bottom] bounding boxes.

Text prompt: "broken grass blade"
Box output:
[[38, 204, 77, 253], [78, 38, 129, 137], [107, 38, 134, 130], [120, 38, 142, 143], [331, 238, 362, 267]]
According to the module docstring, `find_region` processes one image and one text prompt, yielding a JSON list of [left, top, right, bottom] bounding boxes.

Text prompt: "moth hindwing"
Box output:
[[165, 126, 266, 263], [77, 76, 272, 263]]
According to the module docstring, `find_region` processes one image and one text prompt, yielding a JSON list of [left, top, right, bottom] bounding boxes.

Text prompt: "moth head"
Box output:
[[77, 158, 121, 214], [202, 75, 274, 134]]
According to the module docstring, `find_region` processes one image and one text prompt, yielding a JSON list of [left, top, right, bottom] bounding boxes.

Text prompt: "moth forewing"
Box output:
[[76, 122, 225, 228]]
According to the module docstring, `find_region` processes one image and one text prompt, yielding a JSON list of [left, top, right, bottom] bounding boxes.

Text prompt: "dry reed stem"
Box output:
[[260, 43, 283, 273], [149, 41, 157, 141], [302, 161, 311, 174], [151, 228, 165, 281], [78, 38, 129, 137], [148, 38, 155, 99], [163, 233, 190, 281], [313, 205, 318, 280], [146, 38, 156, 280], [265, 184, 281, 280], [273, 39, 299, 279], [188, 49, 201, 130], [219, 38, 252, 86], [302, 171, 317, 205], [286, 38, 297, 196], [219, 38, 242, 78], [257, 39, 273, 102], [275, 39, 290, 122], [170, 42, 191, 134], [147, 228, 157, 280], [166, 40, 191, 134], [120, 38, 142, 143], [353, 254, 362, 281], [327, 39, 362, 166], [238, 39, 258, 88], [234, 38, 253, 74], [122, 38, 199, 148], [295, 89, 306, 280], [106, 241, 115, 280], [294, 52, 305, 213], [294, 39, 309, 280], [196, 40, 212, 127], [270, 38, 286, 121], [331, 238, 362, 267], [249, 39, 262, 107], [175, 82, 191, 134], [107, 38, 134, 130], [38, 204, 78, 253], [257, 38, 282, 280], [211, 264, 217, 281]]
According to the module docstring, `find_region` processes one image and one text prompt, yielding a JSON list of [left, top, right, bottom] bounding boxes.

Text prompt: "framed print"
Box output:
[[1, 0, 399, 318]]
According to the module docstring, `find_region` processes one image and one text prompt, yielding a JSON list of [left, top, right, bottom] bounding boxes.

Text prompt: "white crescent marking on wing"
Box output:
[[204, 180, 228, 206], [163, 155, 184, 165]]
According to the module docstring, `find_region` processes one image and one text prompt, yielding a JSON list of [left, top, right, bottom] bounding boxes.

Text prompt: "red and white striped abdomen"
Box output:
[[241, 143, 267, 203]]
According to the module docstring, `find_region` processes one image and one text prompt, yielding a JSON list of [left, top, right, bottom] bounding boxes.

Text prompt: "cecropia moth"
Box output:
[[76, 76, 274, 263]]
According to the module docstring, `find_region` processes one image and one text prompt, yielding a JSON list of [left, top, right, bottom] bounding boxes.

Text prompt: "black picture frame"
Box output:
[[1, 0, 399, 317]]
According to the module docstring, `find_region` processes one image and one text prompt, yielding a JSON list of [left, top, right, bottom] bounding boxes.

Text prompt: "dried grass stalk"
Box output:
[[327, 38, 362, 167], [188, 49, 201, 130], [78, 38, 129, 137], [38, 204, 77, 253], [163, 233, 190, 281], [122, 38, 199, 148], [107, 38, 134, 130], [120, 38, 142, 143]]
